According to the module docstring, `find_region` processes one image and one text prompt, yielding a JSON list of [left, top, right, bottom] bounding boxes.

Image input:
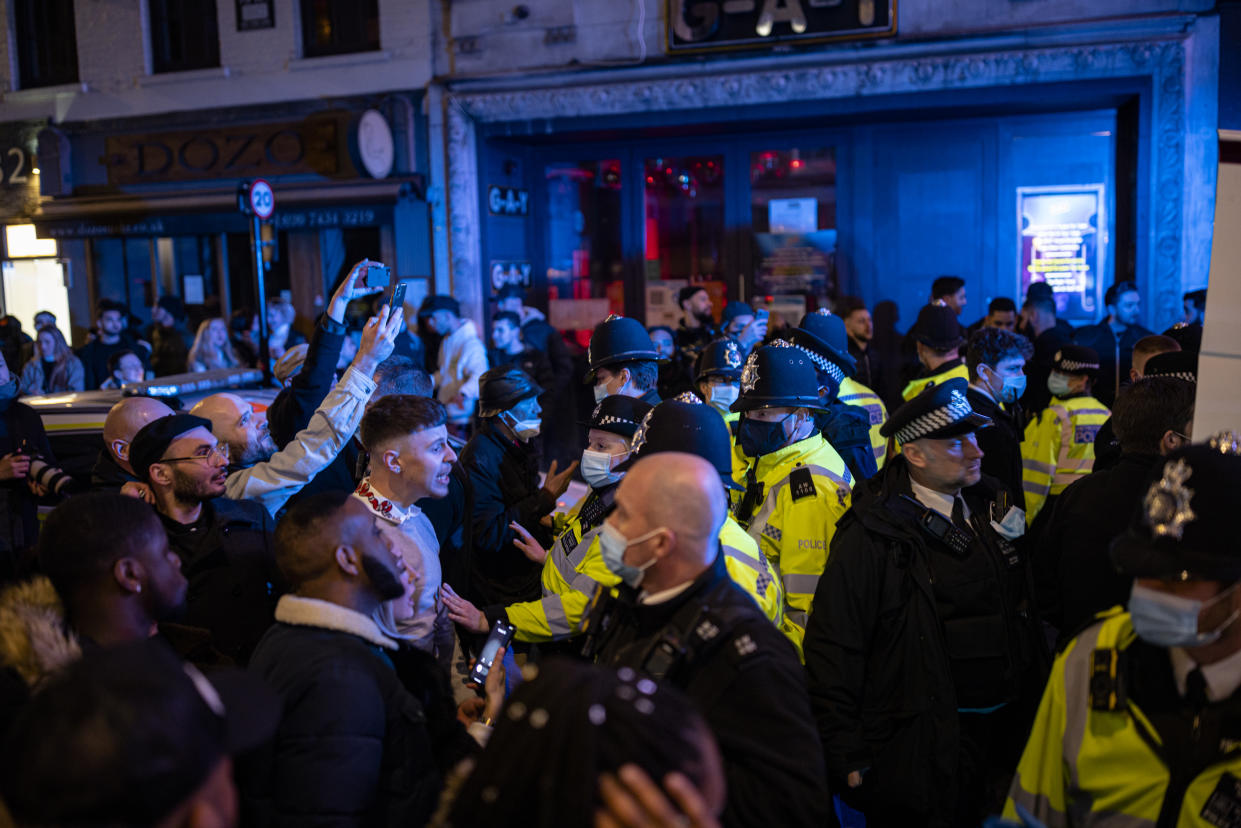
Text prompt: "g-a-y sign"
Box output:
[[667, 0, 894, 52]]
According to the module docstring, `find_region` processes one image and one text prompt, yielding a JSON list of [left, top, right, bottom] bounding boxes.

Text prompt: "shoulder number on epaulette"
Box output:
[[790, 466, 817, 501]]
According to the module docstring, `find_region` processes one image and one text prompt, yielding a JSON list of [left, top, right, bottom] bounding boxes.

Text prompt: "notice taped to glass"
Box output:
[[1018, 186, 1105, 323]]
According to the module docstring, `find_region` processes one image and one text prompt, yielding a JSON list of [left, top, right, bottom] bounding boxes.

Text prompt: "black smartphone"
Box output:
[[470, 619, 516, 686], [364, 263, 391, 289], [388, 280, 407, 312]]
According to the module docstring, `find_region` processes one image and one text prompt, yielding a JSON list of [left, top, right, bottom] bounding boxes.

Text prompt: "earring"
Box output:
[[135, 584, 142, 593]]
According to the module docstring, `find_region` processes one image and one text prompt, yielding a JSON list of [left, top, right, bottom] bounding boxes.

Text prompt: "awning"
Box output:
[[31, 175, 425, 239]]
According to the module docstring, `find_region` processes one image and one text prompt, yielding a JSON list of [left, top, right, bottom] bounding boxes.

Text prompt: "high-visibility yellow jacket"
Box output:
[[731, 433, 853, 647], [1006, 610, 1241, 827], [505, 501, 785, 644], [838, 376, 888, 470], [901, 360, 969, 402], [1020, 394, 1110, 525]]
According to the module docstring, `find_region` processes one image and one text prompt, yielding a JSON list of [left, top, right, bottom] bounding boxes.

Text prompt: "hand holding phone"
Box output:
[[469, 619, 516, 686]]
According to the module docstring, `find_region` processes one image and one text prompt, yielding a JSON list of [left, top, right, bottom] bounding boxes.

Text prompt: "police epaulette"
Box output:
[[1089, 648, 1127, 712], [789, 466, 816, 502]]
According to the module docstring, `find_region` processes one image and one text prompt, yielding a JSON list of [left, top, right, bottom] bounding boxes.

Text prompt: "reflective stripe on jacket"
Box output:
[[839, 376, 888, 469], [1005, 610, 1241, 827], [506, 509, 784, 644], [731, 433, 853, 647], [1020, 395, 1110, 525], [901, 362, 969, 402]]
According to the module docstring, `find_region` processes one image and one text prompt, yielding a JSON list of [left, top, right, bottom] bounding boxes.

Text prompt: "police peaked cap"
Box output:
[[1143, 349, 1198, 384], [614, 399, 743, 491], [478, 367, 543, 417], [730, 343, 827, 414], [1111, 436, 1241, 581], [1051, 344, 1100, 377], [789, 309, 858, 383], [694, 338, 746, 382], [912, 304, 965, 351], [581, 394, 653, 441], [585, 315, 659, 381], [880, 377, 990, 444]]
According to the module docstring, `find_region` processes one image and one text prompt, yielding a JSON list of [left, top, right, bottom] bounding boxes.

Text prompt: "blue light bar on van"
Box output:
[[121, 368, 266, 398]]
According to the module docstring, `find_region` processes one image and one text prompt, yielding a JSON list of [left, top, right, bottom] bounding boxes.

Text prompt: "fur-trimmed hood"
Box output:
[[0, 576, 80, 689]]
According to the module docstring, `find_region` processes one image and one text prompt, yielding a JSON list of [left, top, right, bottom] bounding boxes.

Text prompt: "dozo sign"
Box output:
[[667, 0, 894, 53]]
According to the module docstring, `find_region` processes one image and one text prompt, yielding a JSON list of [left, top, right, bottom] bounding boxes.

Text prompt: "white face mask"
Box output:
[[593, 382, 610, 404], [708, 383, 739, 413], [581, 448, 626, 489], [504, 411, 541, 440], [599, 522, 663, 588], [1047, 372, 1073, 398], [1129, 582, 1240, 649]]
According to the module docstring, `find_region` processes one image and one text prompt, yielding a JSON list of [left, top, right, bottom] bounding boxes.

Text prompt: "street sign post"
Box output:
[[240, 179, 275, 384]]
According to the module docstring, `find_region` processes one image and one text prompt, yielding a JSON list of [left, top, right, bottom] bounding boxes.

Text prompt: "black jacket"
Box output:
[[89, 450, 135, 491], [847, 339, 883, 397], [1072, 319, 1154, 408], [0, 399, 53, 572], [75, 335, 150, 390], [457, 419, 556, 607], [487, 346, 554, 395], [159, 497, 278, 665], [147, 323, 193, 378], [245, 624, 443, 827], [966, 387, 1026, 509], [519, 315, 572, 386], [816, 401, 878, 482], [268, 316, 346, 449], [803, 456, 1043, 826], [1037, 452, 1160, 637], [586, 553, 831, 828]]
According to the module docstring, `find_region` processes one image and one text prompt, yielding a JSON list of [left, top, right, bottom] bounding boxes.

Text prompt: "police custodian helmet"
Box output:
[[1110, 433, 1241, 582], [730, 343, 826, 414], [585, 314, 659, 381]]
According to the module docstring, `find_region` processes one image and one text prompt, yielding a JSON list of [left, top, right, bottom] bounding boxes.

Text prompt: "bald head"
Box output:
[[103, 398, 174, 473], [190, 392, 275, 466], [610, 453, 725, 592]]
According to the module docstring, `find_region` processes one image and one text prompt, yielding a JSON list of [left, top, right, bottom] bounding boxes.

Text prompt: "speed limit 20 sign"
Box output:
[[248, 179, 275, 219]]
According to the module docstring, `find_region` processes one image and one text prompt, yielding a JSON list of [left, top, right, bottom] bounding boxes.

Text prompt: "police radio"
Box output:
[[899, 495, 972, 557]]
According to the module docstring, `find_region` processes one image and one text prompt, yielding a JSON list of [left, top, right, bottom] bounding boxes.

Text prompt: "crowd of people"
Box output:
[[0, 260, 1232, 828]]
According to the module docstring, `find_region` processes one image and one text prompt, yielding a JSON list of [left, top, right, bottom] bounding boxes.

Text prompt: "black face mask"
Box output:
[[737, 413, 794, 458]]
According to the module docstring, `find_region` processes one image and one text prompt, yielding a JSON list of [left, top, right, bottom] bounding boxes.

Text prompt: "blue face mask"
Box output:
[[998, 374, 1027, 404], [598, 522, 663, 588], [1129, 583, 1240, 648]]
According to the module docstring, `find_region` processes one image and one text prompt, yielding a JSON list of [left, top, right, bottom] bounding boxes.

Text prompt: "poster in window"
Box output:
[[1018, 186, 1105, 323], [236, 0, 275, 30]]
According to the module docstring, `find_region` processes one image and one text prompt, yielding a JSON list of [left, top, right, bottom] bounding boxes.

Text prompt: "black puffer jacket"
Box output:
[[456, 418, 555, 607], [245, 624, 442, 827], [159, 497, 278, 665]]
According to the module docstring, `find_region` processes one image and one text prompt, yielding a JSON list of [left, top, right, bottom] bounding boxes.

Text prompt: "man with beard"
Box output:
[[1072, 280, 1154, 407], [129, 414, 278, 665], [244, 492, 451, 826], [674, 286, 718, 381], [190, 303, 400, 516], [0, 492, 192, 734]]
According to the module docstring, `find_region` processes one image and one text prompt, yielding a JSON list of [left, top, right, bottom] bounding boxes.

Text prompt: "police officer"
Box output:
[[788, 310, 880, 481], [442, 394, 651, 645], [581, 451, 831, 827], [1020, 344, 1110, 526], [792, 308, 888, 470], [1006, 435, 1241, 827], [693, 337, 744, 431], [804, 378, 1044, 827], [586, 314, 662, 407], [903, 303, 970, 401], [730, 343, 853, 647], [443, 398, 785, 646]]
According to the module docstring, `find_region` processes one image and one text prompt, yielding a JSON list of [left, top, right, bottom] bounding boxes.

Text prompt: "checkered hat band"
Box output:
[[1057, 359, 1099, 372], [596, 414, 639, 427], [1149, 371, 1197, 383], [894, 398, 974, 444], [794, 345, 845, 383]]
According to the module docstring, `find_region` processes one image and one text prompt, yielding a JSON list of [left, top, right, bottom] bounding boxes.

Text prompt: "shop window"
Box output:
[[544, 160, 624, 335], [149, 0, 220, 74], [300, 0, 379, 58], [13, 0, 79, 89]]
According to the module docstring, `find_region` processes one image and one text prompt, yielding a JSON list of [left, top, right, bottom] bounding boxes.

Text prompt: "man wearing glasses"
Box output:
[[128, 413, 278, 666]]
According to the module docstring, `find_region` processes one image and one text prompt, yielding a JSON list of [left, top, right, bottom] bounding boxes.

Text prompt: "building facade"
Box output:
[[0, 0, 1225, 352]]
